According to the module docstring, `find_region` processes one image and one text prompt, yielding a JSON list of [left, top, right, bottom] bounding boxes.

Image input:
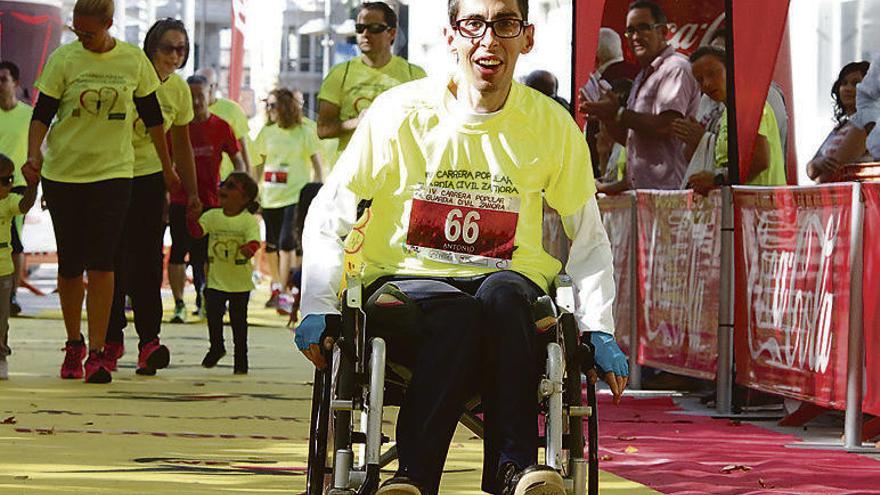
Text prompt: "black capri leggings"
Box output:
[[262, 203, 297, 254], [42, 177, 132, 278]]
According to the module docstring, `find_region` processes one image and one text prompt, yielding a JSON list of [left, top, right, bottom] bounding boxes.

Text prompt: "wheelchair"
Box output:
[[305, 274, 601, 495]]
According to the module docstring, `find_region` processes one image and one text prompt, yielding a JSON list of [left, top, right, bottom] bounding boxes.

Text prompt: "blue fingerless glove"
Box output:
[[590, 332, 629, 377], [295, 314, 328, 350]]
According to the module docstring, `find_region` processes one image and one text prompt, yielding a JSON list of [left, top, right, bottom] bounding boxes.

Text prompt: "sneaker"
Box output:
[[10, 293, 21, 317], [191, 305, 205, 319], [170, 300, 186, 323], [60, 339, 86, 379], [136, 338, 170, 376], [103, 340, 125, 371], [201, 348, 226, 368], [0, 357, 8, 380], [233, 353, 248, 375], [84, 350, 112, 384], [265, 288, 281, 308], [375, 476, 424, 495], [499, 463, 565, 495]]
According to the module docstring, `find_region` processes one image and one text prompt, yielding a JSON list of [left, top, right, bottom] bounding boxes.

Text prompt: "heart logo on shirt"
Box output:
[[79, 87, 119, 116], [353, 96, 373, 115], [212, 239, 242, 262]]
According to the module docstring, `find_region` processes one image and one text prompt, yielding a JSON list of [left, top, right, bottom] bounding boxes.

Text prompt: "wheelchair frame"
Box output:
[[306, 275, 601, 495]]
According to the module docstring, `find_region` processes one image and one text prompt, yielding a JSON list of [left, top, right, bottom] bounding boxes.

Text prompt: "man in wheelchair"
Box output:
[[295, 0, 629, 493]]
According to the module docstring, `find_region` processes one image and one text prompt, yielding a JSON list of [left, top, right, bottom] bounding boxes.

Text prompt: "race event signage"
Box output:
[[733, 185, 853, 410], [635, 190, 721, 379], [598, 194, 635, 356]]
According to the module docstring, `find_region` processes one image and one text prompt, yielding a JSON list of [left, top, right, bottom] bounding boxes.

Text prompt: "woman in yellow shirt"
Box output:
[[254, 88, 322, 314], [22, 0, 199, 384], [102, 18, 199, 376]]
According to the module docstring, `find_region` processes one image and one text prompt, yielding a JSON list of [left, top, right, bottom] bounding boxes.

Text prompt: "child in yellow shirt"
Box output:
[[188, 172, 261, 374]]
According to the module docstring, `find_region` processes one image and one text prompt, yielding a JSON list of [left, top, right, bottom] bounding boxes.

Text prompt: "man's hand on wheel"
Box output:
[[589, 332, 629, 405], [295, 314, 339, 370]]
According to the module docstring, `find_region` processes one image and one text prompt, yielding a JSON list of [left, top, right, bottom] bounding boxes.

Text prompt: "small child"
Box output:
[[187, 172, 261, 374], [0, 153, 37, 380]]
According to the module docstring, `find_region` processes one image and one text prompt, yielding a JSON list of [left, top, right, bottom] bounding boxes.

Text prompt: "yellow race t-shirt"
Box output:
[[132, 72, 193, 177], [0, 193, 23, 276], [318, 55, 426, 151], [209, 97, 249, 180], [0, 101, 32, 186], [716, 102, 786, 186], [335, 77, 595, 292], [35, 39, 160, 183], [199, 208, 261, 293], [254, 122, 320, 209]]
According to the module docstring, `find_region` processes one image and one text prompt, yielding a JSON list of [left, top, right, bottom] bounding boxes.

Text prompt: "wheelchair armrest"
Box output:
[[345, 274, 362, 309], [553, 274, 575, 314]]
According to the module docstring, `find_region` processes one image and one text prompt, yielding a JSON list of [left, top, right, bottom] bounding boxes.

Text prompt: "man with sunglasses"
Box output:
[[316, 1, 426, 155], [298, 0, 627, 493], [0, 61, 30, 316], [580, 0, 700, 192]]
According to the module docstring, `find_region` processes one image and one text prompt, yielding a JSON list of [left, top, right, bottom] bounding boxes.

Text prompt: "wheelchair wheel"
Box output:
[[306, 359, 333, 494]]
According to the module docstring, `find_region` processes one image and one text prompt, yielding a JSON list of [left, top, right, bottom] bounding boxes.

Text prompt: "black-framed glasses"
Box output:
[[0, 175, 14, 187], [158, 43, 187, 56], [453, 17, 528, 39], [623, 23, 664, 38], [265, 101, 277, 110], [355, 23, 390, 34]]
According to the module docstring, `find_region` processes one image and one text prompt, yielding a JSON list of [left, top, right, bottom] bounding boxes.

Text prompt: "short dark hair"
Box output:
[[0, 61, 20, 81], [628, 1, 667, 25], [186, 74, 209, 86], [143, 18, 190, 68], [361, 2, 398, 28], [689, 46, 726, 65], [448, 0, 529, 24], [710, 28, 727, 47]]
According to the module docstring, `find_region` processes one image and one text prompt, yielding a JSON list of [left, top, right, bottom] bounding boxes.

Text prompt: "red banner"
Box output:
[[635, 190, 720, 379], [733, 185, 854, 410], [0, 1, 62, 103], [862, 183, 880, 416], [229, 0, 247, 103], [598, 193, 635, 356]]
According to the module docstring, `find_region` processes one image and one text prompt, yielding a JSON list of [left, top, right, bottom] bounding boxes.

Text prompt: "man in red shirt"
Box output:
[[167, 75, 246, 323]]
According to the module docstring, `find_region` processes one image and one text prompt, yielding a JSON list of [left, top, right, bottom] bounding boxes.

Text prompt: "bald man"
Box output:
[[523, 70, 570, 112]]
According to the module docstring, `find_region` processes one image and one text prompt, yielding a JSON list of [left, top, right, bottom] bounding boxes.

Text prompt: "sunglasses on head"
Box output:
[[158, 43, 187, 56], [0, 175, 14, 187], [355, 22, 390, 34]]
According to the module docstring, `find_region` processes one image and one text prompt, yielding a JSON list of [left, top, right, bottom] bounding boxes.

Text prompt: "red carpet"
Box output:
[[595, 395, 880, 494]]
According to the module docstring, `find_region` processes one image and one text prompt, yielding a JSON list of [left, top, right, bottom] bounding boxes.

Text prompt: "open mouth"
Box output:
[[474, 56, 502, 76]]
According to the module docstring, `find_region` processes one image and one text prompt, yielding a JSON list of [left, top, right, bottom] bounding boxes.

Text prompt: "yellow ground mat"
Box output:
[[0, 318, 657, 494]]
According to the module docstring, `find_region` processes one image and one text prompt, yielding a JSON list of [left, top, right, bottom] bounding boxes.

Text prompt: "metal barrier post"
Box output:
[[845, 183, 865, 450], [716, 186, 735, 415], [628, 193, 641, 389]]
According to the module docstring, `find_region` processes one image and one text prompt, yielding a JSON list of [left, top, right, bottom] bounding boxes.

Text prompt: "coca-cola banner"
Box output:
[[861, 184, 880, 416], [733, 185, 854, 410], [597, 193, 635, 356], [0, 1, 62, 103], [635, 190, 721, 379]]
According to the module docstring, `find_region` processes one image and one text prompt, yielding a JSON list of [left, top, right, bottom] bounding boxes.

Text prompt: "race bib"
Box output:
[[264, 170, 288, 184], [405, 185, 519, 269]]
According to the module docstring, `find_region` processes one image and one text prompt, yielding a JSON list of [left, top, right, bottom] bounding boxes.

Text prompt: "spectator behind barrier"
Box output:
[[523, 69, 571, 112], [807, 61, 872, 183], [580, 0, 701, 194], [296, 0, 628, 493], [678, 47, 785, 194]]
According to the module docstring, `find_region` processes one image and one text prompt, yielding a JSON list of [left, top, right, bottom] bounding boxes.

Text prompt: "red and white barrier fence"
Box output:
[[598, 183, 879, 448]]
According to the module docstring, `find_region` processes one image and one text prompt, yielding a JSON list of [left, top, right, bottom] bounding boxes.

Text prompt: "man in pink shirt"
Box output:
[[581, 0, 700, 192]]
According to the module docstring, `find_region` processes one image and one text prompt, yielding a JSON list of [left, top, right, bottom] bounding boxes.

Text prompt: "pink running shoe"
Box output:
[[60, 340, 86, 379], [84, 350, 112, 384], [103, 341, 125, 371], [136, 338, 170, 376]]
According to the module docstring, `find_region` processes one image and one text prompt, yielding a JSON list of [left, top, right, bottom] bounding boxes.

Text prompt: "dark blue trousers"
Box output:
[[366, 271, 546, 494]]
